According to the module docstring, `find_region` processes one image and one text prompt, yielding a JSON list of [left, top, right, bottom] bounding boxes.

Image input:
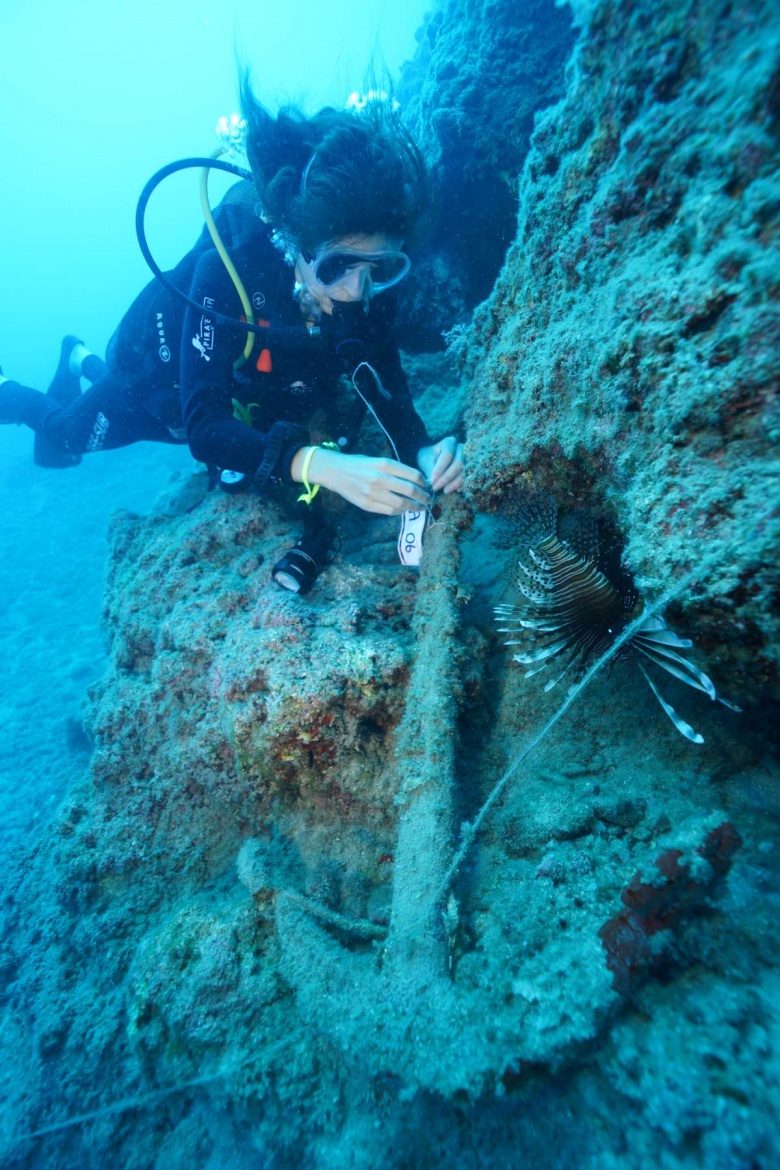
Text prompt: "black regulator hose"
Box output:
[[135, 156, 276, 337]]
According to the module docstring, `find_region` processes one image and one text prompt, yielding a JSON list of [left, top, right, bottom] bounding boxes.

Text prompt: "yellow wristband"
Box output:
[[297, 446, 321, 504]]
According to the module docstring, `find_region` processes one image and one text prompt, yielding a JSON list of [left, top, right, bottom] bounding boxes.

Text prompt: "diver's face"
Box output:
[[294, 233, 401, 315]]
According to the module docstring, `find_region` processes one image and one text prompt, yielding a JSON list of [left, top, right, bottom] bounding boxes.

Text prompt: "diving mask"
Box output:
[[307, 246, 411, 293]]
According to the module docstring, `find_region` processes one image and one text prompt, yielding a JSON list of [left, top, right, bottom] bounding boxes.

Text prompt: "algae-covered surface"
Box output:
[[2, 0, 779, 1167], [463, 0, 780, 697]]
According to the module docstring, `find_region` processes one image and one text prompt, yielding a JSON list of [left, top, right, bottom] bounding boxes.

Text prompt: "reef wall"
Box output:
[[461, 0, 780, 702], [2, 1, 780, 1167]]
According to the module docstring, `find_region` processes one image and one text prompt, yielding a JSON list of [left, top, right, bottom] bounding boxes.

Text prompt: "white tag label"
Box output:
[[398, 509, 427, 566]]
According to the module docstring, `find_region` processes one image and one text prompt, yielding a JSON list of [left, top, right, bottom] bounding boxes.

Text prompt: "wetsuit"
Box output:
[[36, 182, 432, 483]]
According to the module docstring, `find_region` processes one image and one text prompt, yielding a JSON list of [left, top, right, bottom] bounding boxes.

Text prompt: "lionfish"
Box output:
[[494, 495, 733, 743]]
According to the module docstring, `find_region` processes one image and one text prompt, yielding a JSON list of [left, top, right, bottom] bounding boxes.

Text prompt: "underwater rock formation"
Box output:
[[462, 0, 780, 702], [397, 0, 575, 350], [2, 2, 780, 1167], [3, 468, 777, 1167], [91, 482, 419, 893]]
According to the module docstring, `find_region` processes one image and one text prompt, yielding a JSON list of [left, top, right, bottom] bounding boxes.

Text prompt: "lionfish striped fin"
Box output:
[[523, 661, 553, 679], [636, 663, 705, 744], [513, 639, 571, 665], [632, 632, 717, 698], [543, 659, 579, 693], [632, 627, 693, 649]]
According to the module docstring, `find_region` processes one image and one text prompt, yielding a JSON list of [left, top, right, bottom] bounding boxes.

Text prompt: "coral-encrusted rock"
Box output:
[[89, 481, 416, 893], [125, 897, 285, 1078], [462, 0, 780, 698]]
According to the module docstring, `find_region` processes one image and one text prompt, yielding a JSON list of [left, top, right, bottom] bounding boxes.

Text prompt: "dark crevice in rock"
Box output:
[[396, 0, 576, 351]]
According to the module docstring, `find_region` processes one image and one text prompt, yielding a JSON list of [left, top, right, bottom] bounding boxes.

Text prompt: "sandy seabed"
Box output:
[[0, 427, 188, 856]]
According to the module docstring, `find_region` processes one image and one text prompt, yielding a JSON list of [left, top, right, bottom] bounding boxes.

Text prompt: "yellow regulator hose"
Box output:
[[199, 147, 255, 369]]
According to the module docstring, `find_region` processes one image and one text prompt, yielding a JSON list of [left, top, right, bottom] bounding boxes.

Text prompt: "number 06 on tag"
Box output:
[[398, 509, 427, 567]]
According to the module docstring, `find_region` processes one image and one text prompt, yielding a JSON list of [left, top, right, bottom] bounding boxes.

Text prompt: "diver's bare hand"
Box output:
[[292, 448, 432, 515], [417, 436, 465, 494]]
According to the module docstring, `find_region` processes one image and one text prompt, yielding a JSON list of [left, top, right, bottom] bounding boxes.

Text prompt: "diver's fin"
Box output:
[[32, 337, 86, 467], [46, 335, 85, 407]]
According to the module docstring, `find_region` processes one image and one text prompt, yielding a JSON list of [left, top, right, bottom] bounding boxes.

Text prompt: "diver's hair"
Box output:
[[239, 74, 432, 255]]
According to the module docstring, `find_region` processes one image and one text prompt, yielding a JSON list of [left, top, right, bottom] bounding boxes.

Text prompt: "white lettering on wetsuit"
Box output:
[[86, 411, 110, 452], [156, 312, 170, 362], [192, 297, 215, 361]]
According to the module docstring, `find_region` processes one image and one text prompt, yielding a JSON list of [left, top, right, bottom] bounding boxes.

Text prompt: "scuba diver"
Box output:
[[0, 81, 464, 593]]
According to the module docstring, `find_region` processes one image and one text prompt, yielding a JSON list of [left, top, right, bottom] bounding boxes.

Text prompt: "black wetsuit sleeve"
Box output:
[[179, 250, 314, 478]]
